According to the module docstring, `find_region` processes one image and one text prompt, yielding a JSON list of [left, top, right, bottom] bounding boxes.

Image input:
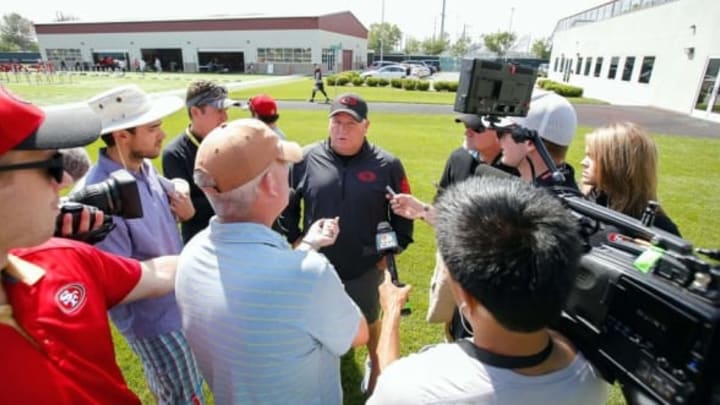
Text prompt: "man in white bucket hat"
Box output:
[[83, 84, 204, 404]]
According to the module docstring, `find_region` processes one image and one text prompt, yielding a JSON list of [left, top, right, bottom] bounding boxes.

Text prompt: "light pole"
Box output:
[[440, 0, 447, 41], [380, 0, 386, 62]]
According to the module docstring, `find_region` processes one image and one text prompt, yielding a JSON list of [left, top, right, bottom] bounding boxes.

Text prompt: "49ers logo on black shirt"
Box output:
[[356, 171, 377, 182], [55, 283, 87, 315]]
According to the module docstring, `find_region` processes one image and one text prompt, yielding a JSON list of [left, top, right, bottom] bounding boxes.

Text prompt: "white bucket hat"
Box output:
[[88, 84, 183, 134]]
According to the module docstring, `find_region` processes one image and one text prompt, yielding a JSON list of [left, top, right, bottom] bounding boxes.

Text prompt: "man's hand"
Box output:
[[169, 191, 195, 222], [387, 193, 434, 224], [59, 205, 104, 236], [379, 270, 411, 314], [300, 216, 340, 250]]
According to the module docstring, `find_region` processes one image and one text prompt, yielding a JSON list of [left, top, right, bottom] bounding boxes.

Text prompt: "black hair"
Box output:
[[434, 176, 581, 332]]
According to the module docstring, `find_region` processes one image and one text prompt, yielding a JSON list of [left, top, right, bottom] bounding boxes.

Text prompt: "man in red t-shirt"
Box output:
[[0, 86, 179, 404]]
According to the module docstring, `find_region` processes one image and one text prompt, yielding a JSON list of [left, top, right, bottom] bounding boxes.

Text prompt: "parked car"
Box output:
[[401, 60, 436, 75], [360, 64, 408, 79], [367, 60, 398, 70]]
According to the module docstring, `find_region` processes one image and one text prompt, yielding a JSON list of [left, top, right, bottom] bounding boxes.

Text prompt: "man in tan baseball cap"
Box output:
[[177, 118, 368, 403]]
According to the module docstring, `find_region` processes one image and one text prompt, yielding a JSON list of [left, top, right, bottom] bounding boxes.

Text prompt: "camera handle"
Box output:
[[508, 125, 566, 185]]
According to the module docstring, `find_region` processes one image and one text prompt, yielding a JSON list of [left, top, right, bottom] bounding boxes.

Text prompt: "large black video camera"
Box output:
[[455, 58, 720, 404], [56, 169, 143, 243]]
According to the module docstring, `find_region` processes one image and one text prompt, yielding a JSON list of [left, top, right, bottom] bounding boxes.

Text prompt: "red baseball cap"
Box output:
[[247, 94, 278, 117], [0, 86, 101, 156]]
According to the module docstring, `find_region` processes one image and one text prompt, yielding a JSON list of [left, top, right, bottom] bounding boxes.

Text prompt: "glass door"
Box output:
[[694, 58, 720, 116]]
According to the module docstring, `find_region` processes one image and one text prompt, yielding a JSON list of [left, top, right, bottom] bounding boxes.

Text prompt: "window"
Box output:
[[594, 57, 603, 77], [608, 56, 620, 79], [638, 56, 655, 83], [576, 57, 583, 74], [584, 57, 593, 76], [256, 48, 311, 63], [622, 56, 636, 81], [45, 48, 82, 66], [553, 57, 559, 72]]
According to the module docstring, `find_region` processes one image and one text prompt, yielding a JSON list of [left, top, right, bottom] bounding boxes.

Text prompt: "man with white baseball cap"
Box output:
[[498, 90, 579, 190], [177, 118, 368, 404], [83, 84, 204, 405]]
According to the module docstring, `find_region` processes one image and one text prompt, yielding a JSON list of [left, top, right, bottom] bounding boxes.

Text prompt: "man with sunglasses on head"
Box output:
[[0, 86, 179, 404], [83, 85, 204, 405], [162, 79, 241, 243]]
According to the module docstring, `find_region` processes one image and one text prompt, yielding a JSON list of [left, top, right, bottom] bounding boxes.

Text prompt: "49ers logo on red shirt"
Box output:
[[55, 283, 87, 315]]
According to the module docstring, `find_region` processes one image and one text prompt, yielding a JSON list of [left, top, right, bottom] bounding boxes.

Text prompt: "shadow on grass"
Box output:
[[341, 348, 366, 405]]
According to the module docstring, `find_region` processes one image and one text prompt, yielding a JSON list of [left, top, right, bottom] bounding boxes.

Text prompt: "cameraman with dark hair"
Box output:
[[369, 177, 609, 404]]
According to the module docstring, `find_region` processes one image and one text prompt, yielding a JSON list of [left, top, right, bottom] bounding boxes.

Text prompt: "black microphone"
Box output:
[[376, 221, 411, 315]]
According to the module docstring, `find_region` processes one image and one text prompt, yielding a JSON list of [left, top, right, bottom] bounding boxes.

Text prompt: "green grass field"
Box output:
[[4, 74, 718, 404]]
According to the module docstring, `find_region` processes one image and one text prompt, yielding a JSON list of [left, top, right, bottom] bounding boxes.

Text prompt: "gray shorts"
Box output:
[[343, 269, 385, 323]]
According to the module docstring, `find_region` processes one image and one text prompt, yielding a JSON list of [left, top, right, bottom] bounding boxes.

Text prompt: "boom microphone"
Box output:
[[474, 163, 517, 180]]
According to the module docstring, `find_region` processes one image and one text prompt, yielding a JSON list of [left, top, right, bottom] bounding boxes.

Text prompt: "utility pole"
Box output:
[[380, 0, 386, 62], [509, 6, 515, 32], [440, 0, 447, 40]]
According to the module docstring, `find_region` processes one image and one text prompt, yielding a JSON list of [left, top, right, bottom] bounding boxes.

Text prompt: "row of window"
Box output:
[[555, 0, 677, 32], [553, 55, 656, 84], [256, 48, 312, 64]]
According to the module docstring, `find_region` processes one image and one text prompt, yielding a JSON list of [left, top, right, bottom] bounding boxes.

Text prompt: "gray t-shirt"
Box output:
[[368, 339, 609, 405]]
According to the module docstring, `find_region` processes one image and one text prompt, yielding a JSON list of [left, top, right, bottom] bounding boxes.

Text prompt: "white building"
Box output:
[[549, 0, 720, 122], [34, 11, 368, 75]]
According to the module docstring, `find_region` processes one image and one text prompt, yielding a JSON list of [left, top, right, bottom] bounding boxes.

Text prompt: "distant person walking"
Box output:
[[154, 57, 162, 73], [309, 64, 330, 103]]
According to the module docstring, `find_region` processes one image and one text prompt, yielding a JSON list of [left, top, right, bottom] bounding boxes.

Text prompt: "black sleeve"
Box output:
[[162, 142, 189, 182], [281, 160, 305, 244]]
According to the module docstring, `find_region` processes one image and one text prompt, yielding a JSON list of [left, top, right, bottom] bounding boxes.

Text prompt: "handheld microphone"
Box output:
[[376, 221, 411, 315]]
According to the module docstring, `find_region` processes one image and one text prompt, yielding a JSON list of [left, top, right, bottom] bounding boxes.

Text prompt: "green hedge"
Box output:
[[390, 78, 403, 89], [538, 79, 584, 97], [377, 78, 390, 87], [366, 77, 379, 87], [447, 82, 458, 92], [326, 76, 336, 86], [402, 79, 418, 90], [352, 77, 365, 86], [416, 81, 430, 91], [336, 76, 350, 86]]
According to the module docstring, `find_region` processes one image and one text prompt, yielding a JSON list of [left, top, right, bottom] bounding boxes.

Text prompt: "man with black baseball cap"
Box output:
[[282, 92, 414, 395], [0, 86, 180, 404]]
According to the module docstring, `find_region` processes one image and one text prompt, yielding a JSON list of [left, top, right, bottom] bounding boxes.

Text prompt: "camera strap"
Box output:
[[456, 337, 554, 369]]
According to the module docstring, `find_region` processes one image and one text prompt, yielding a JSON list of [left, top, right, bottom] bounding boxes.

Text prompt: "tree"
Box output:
[[54, 11, 79, 22], [421, 34, 449, 56], [450, 34, 472, 58], [0, 13, 38, 51], [483, 31, 517, 58], [531, 37, 552, 59], [368, 22, 402, 55], [404, 37, 421, 55]]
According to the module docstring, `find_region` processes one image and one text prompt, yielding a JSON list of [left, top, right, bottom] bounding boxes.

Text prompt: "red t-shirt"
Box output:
[[1, 238, 142, 405]]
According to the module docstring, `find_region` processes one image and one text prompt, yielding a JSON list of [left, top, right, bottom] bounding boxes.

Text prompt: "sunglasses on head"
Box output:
[[0, 152, 65, 183], [186, 86, 228, 107]]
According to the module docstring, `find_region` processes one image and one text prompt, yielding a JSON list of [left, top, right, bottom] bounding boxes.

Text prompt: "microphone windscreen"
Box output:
[[475, 163, 515, 180], [61, 147, 92, 181]]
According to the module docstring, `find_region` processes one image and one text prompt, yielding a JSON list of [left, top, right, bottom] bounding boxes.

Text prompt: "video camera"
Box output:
[[455, 58, 720, 404], [55, 169, 143, 244]]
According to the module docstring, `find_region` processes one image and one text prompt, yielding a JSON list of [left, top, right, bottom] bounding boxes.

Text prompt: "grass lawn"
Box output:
[[6, 73, 718, 404]]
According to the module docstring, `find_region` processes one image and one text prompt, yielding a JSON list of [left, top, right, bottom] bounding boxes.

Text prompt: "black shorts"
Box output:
[[343, 269, 384, 323], [314, 81, 325, 91]]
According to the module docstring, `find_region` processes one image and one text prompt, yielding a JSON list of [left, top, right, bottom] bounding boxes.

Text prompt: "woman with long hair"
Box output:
[[580, 122, 680, 235]]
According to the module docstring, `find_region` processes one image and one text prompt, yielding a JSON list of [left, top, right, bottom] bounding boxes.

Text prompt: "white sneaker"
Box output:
[[360, 357, 372, 394]]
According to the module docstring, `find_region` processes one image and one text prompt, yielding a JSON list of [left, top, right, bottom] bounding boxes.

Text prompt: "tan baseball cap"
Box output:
[[195, 118, 302, 193]]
